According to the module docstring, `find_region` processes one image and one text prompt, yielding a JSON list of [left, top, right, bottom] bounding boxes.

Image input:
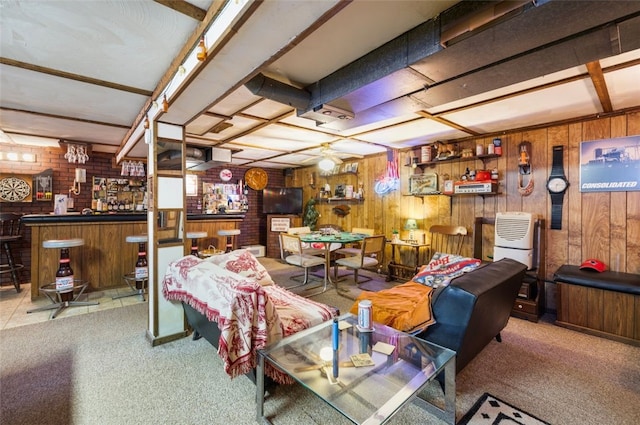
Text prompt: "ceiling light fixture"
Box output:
[[318, 157, 335, 171]]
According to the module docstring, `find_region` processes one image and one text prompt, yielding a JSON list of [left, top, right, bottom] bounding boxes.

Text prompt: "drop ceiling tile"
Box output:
[[444, 79, 600, 133], [605, 65, 640, 110]]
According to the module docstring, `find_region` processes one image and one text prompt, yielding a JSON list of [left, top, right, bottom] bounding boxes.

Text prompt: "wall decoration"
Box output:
[[0, 174, 32, 202], [409, 172, 439, 195], [579, 136, 640, 192]]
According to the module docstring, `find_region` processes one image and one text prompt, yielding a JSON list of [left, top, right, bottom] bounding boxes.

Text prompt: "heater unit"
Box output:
[[493, 212, 535, 269]]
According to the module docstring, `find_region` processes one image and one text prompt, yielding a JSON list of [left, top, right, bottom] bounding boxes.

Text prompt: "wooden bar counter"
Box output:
[[22, 213, 243, 299]]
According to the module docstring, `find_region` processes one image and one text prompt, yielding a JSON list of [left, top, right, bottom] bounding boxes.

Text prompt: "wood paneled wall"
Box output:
[[292, 110, 640, 312]]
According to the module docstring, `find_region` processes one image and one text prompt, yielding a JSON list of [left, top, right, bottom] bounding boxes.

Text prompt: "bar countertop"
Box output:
[[22, 212, 245, 224]]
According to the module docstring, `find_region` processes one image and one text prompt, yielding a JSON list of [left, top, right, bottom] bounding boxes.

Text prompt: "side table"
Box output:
[[387, 241, 430, 281]]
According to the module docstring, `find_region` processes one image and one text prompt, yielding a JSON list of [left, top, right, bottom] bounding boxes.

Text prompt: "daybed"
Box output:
[[351, 256, 527, 373], [162, 249, 337, 384]]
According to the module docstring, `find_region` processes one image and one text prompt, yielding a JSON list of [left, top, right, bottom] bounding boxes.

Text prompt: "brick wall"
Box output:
[[0, 144, 289, 286]]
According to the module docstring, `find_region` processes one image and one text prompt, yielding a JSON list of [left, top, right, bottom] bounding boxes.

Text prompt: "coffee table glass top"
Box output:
[[260, 313, 455, 424]]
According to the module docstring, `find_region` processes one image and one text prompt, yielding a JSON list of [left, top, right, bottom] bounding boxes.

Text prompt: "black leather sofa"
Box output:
[[415, 258, 527, 373]]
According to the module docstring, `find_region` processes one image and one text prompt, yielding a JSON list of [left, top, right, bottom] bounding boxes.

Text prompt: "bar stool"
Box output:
[[27, 238, 99, 319], [0, 213, 24, 293], [113, 235, 148, 301], [218, 228, 241, 253], [187, 231, 208, 257]]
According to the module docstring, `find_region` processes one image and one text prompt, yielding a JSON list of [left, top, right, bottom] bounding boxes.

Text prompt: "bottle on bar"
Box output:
[[134, 243, 148, 290], [56, 248, 74, 301]]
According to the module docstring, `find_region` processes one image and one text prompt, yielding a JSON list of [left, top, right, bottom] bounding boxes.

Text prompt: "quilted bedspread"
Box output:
[[162, 251, 335, 383]]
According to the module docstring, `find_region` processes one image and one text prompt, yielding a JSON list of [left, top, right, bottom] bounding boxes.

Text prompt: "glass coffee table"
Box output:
[[256, 313, 455, 424]]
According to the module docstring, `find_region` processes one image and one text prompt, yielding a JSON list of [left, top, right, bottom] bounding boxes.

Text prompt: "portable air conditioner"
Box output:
[[493, 212, 535, 269]]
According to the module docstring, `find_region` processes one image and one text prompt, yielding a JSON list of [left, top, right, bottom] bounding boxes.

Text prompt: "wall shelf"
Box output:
[[315, 197, 364, 204], [409, 153, 501, 169]]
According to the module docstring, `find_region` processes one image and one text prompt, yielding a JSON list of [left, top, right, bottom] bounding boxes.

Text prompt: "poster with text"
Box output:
[[579, 136, 640, 192]]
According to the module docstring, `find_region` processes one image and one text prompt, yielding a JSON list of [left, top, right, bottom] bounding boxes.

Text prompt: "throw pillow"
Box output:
[[204, 249, 274, 286], [412, 252, 481, 288]]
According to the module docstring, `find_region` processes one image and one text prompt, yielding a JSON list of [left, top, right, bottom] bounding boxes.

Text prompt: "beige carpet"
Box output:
[[1, 258, 639, 424]]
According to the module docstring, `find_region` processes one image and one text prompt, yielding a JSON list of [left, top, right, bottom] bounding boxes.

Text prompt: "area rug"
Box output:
[[458, 393, 551, 425]]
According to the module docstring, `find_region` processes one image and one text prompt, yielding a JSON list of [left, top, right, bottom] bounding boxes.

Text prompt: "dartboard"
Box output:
[[0, 176, 32, 202]]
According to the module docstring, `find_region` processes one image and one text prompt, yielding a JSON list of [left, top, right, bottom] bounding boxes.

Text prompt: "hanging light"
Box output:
[[196, 36, 207, 61], [318, 157, 335, 171], [143, 115, 149, 129]]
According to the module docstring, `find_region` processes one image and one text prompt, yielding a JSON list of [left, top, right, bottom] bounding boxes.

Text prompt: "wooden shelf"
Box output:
[[315, 197, 364, 203], [409, 153, 501, 169]]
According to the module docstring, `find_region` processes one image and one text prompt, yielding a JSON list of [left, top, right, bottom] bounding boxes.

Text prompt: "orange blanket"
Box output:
[[349, 281, 435, 333]]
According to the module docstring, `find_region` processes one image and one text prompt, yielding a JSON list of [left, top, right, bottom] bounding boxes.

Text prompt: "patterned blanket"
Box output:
[[162, 250, 335, 383]]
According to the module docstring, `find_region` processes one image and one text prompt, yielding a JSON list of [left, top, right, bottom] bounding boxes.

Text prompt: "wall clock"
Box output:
[[245, 168, 268, 190], [0, 176, 32, 202], [219, 169, 233, 182]]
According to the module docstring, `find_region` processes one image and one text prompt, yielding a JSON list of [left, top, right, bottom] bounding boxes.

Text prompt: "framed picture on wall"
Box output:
[[409, 173, 439, 195], [579, 136, 640, 192]]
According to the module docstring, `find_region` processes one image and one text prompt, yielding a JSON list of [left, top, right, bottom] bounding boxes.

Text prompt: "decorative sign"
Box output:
[[409, 172, 439, 195], [270, 217, 291, 232], [579, 136, 640, 192], [219, 169, 233, 182]]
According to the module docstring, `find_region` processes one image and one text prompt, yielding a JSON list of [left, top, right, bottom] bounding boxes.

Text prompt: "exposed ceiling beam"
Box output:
[[153, 0, 207, 21], [586, 60, 613, 113], [416, 111, 481, 136], [0, 57, 152, 96]]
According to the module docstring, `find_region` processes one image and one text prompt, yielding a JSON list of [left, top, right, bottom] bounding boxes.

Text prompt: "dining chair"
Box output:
[[279, 233, 326, 286], [286, 226, 325, 257], [333, 235, 385, 284], [333, 227, 375, 278], [428, 225, 468, 257]]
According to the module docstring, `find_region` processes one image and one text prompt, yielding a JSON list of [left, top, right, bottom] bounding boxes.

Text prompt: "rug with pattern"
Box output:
[[459, 393, 551, 425]]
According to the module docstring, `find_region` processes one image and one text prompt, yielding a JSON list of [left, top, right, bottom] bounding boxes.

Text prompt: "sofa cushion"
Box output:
[[349, 281, 435, 333], [204, 248, 274, 286]]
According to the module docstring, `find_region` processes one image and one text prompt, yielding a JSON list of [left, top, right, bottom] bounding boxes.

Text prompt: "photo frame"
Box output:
[[409, 173, 439, 195], [579, 136, 640, 192], [350, 162, 358, 173]]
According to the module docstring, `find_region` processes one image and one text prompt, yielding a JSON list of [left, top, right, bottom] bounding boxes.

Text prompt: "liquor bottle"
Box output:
[[196, 36, 207, 61], [55, 248, 74, 300], [134, 243, 148, 289]]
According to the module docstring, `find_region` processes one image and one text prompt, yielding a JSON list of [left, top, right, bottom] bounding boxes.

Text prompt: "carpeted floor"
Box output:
[[1, 258, 639, 424]]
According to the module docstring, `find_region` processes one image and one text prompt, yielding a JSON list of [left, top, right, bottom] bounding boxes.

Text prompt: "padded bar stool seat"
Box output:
[[187, 231, 208, 257], [113, 235, 149, 300], [0, 213, 24, 293], [28, 238, 98, 319], [218, 229, 241, 253]]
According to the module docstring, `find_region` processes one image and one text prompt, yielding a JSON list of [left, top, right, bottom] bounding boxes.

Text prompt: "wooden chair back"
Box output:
[[429, 225, 467, 256]]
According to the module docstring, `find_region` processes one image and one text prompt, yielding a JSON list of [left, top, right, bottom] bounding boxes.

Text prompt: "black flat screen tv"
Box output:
[[262, 187, 303, 215]]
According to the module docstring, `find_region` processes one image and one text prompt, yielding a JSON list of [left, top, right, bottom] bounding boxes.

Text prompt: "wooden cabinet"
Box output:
[[473, 217, 545, 322]]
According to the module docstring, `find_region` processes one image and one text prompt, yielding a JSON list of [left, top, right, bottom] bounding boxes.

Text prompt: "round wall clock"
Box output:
[[245, 168, 268, 190], [0, 176, 32, 202], [219, 169, 233, 182]]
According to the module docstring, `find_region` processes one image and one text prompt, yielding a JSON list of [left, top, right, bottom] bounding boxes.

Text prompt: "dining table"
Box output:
[[298, 231, 367, 295]]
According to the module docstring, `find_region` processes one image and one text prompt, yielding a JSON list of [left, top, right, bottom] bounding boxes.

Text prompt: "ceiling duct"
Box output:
[[300, 0, 640, 131], [244, 73, 311, 110], [156, 146, 231, 170]]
